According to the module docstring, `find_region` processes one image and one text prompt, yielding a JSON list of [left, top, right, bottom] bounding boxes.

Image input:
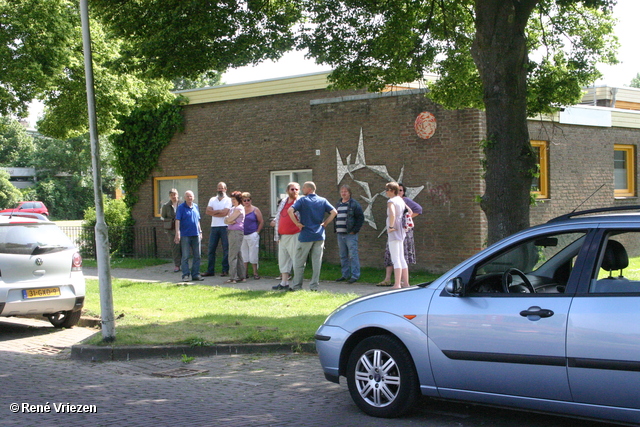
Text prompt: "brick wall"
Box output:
[[309, 90, 486, 272], [131, 85, 640, 274], [132, 87, 487, 273], [529, 121, 640, 225]]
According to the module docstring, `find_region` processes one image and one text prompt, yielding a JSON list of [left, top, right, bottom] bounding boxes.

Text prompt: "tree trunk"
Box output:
[[472, 0, 539, 244]]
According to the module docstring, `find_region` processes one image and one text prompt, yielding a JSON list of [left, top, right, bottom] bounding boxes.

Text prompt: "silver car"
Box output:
[[316, 207, 640, 424], [0, 215, 85, 328]]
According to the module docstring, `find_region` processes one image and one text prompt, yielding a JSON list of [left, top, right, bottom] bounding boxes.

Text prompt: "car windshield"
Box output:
[[477, 232, 586, 275], [0, 223, 74, 255]]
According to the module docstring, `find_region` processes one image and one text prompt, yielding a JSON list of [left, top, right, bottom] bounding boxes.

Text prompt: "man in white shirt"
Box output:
[[203, 182, 232, 277]]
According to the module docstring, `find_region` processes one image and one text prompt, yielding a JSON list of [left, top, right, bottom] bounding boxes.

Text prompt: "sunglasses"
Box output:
[[243, 199, 251, 202], [289, 188, 300, 191]]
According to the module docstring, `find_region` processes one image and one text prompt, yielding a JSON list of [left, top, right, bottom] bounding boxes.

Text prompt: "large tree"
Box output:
[[87, 0, 618, 244], [300, 0, 618, 243]]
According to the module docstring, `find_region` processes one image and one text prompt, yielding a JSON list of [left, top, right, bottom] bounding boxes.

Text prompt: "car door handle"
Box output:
[[520, 307, 554, 318]]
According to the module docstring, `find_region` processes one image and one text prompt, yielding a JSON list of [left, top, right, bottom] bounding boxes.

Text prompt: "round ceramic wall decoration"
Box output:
[[414, 112, 437, 139]]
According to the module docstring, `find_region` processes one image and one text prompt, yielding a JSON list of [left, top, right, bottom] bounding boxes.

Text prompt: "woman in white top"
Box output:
[[385, 182, 412, 289]]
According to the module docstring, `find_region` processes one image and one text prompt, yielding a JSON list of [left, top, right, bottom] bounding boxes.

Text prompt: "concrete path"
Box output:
[[83, 263, 391, 297]]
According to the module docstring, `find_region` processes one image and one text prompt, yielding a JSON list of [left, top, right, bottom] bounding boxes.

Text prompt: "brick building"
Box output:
[[130, 72, 640, 273]]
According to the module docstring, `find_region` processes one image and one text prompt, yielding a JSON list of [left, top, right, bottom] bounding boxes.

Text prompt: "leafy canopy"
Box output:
[[0, 0, 76, 116], [300, 0, 618, 116], [91, 0, 303, 80]]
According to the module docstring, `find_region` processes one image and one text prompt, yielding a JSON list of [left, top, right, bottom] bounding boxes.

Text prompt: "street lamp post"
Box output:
[[79, 0, 115, 341]]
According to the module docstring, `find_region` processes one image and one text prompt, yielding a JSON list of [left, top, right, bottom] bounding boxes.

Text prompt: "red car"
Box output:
[[0, 201, 49, 217]]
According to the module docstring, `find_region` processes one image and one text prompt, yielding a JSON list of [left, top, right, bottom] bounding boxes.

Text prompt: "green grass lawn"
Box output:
[[80, 258, 440, 346], [82, 278, 360, 346]]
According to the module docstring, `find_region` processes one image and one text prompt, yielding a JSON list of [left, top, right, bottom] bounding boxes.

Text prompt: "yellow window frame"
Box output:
[[531, 140, 549, 199], [153, 176, 198, 217], [614, 144, 636, 198]]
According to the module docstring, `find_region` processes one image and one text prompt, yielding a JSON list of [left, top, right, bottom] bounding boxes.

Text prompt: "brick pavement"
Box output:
[[0, 318, 609, 427]]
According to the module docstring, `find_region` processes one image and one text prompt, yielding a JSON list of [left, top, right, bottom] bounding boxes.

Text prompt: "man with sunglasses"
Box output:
[[270, 182, 301, 290]]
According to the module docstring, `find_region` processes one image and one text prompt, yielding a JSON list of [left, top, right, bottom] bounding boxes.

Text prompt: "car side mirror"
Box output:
[[445, 277, 464, 296]]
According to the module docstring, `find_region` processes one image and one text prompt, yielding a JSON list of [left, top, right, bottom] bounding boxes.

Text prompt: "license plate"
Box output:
[[22, 287, 61, 299]]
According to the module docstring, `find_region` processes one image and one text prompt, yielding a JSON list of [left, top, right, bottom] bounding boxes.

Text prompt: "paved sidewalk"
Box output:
[[83, 263, 389, 297]]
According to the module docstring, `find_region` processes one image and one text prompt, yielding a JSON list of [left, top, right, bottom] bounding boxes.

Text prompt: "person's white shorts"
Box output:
[[241, 231, 260, 264]]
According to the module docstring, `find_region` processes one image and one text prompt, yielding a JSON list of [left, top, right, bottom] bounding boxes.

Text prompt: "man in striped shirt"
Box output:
[[334, 185, 364, 283]]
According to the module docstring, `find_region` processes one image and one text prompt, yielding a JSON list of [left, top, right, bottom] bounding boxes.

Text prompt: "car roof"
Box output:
[[548, 205, 640, 223], [0, 212, 50, 221], [0, 215, 49, 224]]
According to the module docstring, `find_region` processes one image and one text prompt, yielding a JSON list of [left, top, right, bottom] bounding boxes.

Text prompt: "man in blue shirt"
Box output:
[[287, 181, 337, 291], [174, 190, 203, 281]]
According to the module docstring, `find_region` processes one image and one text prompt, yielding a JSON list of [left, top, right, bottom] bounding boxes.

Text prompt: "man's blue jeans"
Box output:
[[181, 235, 201, 278], [207, 226, 229, 274], [337, 233, 360, 280]]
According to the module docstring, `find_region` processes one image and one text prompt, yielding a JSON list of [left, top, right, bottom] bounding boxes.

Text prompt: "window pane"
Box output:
[[292, 171, 313, 184], [614, 150, 628, 190], [531, 147, 541, 192], [275, 175, 290, 207], [157, 178, 198, 215], [592, 232, 640, 293]]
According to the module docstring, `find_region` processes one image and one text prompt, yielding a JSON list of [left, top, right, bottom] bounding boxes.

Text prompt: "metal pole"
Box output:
[[79, 0, 115, 341]]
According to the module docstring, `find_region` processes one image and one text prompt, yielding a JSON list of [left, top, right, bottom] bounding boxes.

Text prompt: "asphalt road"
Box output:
[[0, 317, 619, 427]]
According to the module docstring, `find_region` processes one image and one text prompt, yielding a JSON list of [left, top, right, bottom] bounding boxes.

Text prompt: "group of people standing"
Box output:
[[161, 182, 263, 283], [271, 181, 338, 291], [161, 179, 422, 291]]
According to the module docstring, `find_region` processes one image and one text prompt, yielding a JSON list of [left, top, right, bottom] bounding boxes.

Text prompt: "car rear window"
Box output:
[[0, 223, 75, 255]]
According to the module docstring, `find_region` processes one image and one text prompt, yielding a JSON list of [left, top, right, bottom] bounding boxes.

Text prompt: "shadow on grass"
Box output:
[[82, 312, 328, 346]]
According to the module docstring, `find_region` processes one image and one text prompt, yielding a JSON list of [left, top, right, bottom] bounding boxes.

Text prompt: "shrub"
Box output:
[[79, 197, 132, 257]]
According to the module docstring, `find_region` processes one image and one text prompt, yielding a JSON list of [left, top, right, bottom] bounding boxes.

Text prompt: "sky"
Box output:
[[26, 0, 640, 127]]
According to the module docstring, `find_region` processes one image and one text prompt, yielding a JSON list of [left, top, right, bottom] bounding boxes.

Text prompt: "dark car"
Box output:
[[0, 201, 49, 217], [316, 206, 640, 424]]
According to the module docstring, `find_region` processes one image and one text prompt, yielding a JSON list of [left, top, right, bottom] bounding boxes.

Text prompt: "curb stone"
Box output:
[[71, 342, 317, 361]]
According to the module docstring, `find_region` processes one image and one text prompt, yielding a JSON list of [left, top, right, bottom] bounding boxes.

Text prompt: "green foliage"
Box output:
[[35, 17, 174, 139], [301, 0, 617, 116], [0, 0, 76, 116], [83, 197, 130, 228], [0, 117, 36, 167], [111, 98, 186, 208], [91, 0, 302, 80], [172, 71, 223, 91], [630, 73, 640, 89], [0, 170, 22, 210], [181, 354, 195, 364], [21, 133, 119, 220], [32, 177, 94, 220], [80, 197, 132, 258]]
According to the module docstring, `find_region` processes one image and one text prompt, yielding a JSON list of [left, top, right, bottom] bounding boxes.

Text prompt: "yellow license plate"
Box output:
[[22, 287, 61, 299]]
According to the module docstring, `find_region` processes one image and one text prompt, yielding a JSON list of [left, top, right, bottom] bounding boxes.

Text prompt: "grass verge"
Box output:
[[82, 278, 360, 346]]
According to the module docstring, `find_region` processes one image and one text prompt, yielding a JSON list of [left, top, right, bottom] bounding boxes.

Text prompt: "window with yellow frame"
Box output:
[[614, 144, 636, 198], [531, 140, 549, 199], [153, 176, 198, 217]]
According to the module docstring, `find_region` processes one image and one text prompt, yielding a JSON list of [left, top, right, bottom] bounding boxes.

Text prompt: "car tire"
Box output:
[[346, 335, 420, 418], [47, 310, 82, 328]]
